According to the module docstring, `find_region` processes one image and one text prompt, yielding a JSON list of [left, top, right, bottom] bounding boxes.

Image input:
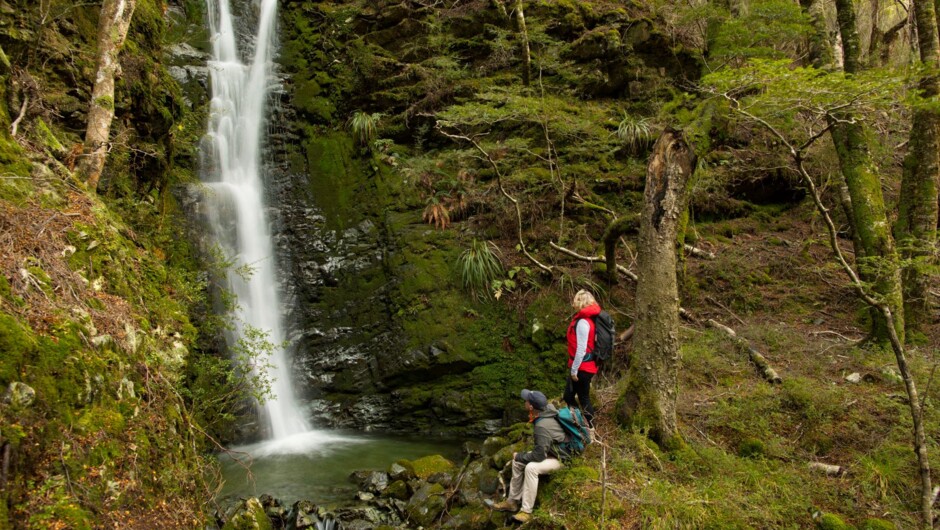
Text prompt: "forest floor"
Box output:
[[534, 202, 939, 529]]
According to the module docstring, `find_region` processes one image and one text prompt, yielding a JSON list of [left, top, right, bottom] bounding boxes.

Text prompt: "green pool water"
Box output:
[[217, 430, 463, 506]]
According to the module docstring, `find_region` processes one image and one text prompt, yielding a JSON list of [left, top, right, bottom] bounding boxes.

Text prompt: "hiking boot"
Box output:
[[589, 427, 599, 443], [491, 499, 520, 512], [512, 511, 532, 523]]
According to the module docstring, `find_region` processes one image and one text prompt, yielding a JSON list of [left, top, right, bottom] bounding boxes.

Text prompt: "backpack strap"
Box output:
[[579, 318, 595, 362]]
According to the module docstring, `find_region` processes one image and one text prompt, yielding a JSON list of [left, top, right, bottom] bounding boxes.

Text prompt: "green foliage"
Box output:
[[615, 112, 653, 154], [492, 266, 533, 300], [347, 110, 383, 147], [458, 239, 504, 301], [701, 59, 905, 146], [709, 0, 812, 65], [859, 519, 896, 530]]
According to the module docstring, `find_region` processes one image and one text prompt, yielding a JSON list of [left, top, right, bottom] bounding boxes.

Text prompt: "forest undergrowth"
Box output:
[[519, 204, 939, 529]]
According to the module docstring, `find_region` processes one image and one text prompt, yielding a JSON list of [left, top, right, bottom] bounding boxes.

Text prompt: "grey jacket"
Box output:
[[515, 404, 568, 464]]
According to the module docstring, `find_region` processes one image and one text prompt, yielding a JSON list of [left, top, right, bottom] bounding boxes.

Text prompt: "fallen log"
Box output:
[[684, 244, 716, 260], [808, 462, 845, 477], [707, 319, 782, 384]]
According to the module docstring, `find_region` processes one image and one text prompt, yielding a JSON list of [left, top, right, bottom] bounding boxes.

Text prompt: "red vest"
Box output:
[[567, 303, 601, 374]]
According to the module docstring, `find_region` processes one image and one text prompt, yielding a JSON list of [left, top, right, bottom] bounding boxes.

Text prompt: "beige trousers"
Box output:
[[507, 457, 563, 513]]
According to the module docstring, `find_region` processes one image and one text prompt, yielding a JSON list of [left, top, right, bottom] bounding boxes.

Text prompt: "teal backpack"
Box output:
[[554, 407, 592, 460]]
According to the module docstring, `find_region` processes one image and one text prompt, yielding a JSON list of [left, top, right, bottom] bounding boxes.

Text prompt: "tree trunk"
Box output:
[[831, 0, 906, 344], [77, 0, 136, 191], [615, 129, 696, 448], [513, 0, 531, 86], [896, 0, 940, 333], [800, 0, 835, 67]]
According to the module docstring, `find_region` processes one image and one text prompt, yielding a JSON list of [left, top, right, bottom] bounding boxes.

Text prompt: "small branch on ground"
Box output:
[[705, 295, 745, 325], [618, 324, 635, 342], [707, 319, 782, 384], [809, 330, 865, 342], [600, 445, 608, 528]]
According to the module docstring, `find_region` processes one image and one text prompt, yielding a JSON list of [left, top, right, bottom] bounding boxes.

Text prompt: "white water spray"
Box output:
[[201, 0, 348, 453]]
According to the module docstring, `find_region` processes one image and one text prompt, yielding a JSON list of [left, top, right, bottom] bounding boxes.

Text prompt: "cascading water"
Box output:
[[199, 0, 461, 502], [201, 0, 346, 454]]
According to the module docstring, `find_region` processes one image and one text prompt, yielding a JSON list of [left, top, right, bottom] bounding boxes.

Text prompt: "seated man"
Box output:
[[491, 389, 567, 523]]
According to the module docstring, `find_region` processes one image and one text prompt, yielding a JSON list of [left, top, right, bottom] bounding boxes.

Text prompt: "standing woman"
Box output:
[[565, 289, 600, 427]]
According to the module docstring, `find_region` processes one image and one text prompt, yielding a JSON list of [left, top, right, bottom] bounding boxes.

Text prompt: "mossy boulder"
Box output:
[[405, 482, 446, 527], [410, 455, 456, 480], [441, 505, 502, 530], [222, 497, 274, 530], [491, 442, 526, 469], [388, 461, 415, 481], [481, 436, 508, 457], [382, 479, 410, 500], [461, 460, 501, 497], [815, 513, 852, 530]]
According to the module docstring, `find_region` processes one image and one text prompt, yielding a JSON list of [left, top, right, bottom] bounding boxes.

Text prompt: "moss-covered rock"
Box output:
[[405, 482, 447, 527], [410, 455, 457, 480], [222, 497, 274, 530], [816, 513, 852, 530], [382, 479, 411, 500]]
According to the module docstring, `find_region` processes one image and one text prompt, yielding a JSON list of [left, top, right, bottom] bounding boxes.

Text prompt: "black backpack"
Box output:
[[590, 311, 615, 361]]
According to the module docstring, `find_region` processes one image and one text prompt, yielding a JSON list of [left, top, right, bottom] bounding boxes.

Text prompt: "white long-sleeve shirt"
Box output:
[[571, 319, 590, 376]]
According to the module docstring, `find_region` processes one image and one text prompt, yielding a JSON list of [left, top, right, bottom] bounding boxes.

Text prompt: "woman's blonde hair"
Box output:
[[572, 289, 596, 310]]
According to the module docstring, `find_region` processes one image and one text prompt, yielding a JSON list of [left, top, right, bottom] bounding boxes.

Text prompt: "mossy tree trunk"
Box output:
[[895, 0, 940, 333], [799, 0, 835, 68], [616, 129, 696, 448], [830, 0, 906, 344], [513, 0, 531, 86], [77, 0, 136, 192]]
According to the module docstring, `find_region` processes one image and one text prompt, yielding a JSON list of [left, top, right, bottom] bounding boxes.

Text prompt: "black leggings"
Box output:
[[564, 371, 595, 427]]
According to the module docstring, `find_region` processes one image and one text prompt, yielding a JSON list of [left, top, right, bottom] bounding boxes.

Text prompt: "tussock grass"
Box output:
[[458, 239, 503, 301]]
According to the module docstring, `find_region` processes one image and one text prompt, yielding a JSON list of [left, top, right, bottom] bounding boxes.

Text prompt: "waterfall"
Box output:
[[201, 0, 322, 451]]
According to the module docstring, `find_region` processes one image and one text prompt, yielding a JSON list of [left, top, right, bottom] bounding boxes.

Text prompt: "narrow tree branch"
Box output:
[[548, 241, 637, 280], [437, 125, 554, 274], [10, 94, 28, 137]]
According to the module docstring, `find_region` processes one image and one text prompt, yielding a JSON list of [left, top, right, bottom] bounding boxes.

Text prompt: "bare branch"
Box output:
[[10, 95, 28, 138], [437, 124, 554, 274]]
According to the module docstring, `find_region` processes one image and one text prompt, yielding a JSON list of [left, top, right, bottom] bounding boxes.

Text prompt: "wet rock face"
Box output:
[[265, 113, 402, 425]]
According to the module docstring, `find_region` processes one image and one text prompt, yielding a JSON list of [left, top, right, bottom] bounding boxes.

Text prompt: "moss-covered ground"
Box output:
[[0, 0, 226, 527]]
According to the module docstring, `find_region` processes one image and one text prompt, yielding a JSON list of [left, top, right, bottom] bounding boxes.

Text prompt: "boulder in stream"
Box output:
[[221, 497, 273, 530]]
